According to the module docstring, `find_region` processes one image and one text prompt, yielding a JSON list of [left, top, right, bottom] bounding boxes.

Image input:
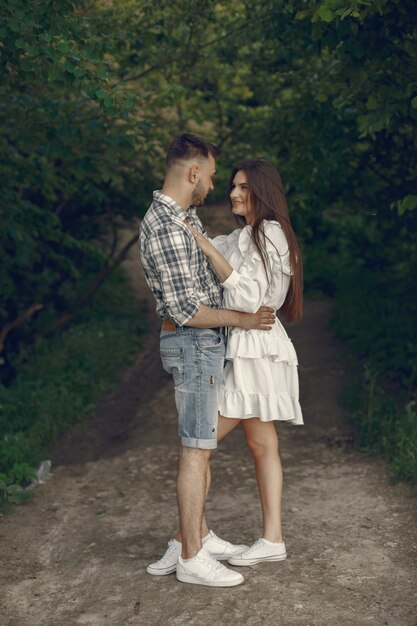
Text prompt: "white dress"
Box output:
[[212, 220, 303, 425]]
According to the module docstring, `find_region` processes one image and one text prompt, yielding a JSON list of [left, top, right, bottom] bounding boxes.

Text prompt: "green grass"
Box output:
[[0, 269, 147, 502], [332, 268, 417, 487], [342, 368, 417, 486]]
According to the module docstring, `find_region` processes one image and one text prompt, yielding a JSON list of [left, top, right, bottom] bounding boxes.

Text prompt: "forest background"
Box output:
[[1, 0, 416, 502]]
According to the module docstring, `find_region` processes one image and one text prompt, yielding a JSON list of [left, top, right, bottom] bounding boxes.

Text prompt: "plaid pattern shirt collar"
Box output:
[[152, 190, 199, 228]]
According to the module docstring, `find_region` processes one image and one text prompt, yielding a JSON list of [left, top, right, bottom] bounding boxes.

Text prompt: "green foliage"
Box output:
[[0, 0, 153, 371], [344, 369, 417, 485], [333, 268, 417, 391], [1, 0, 416, 486], [0, 270, 146, 493], [0, 476, 34, 510]]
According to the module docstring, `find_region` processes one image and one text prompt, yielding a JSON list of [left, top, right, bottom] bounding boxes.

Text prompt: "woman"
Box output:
[[190, 158, 303, 566]]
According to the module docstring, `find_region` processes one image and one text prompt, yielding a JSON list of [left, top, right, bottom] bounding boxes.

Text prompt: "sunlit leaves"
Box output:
[[1, 0, 416, 372], [0, 0, 150, 365]]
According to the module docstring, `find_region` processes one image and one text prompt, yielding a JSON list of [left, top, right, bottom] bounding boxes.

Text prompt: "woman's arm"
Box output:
[[189, 223, 266, 313], [188, 225, 234, 283]]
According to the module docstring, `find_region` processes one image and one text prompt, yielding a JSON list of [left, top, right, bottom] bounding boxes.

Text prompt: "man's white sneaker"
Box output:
[[176, 547, 244, 587], [228, 538, 287, 566], [146, 531, 247, 576], [203, 530, 248, 560], [146, 538, 181, 576]]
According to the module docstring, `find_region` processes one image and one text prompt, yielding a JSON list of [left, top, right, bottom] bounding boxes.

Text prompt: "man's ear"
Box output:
[[189, 163, 199, 183]]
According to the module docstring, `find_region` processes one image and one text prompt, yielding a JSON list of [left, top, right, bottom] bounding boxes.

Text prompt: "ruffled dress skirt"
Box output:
[[219, 320, 303, 425]]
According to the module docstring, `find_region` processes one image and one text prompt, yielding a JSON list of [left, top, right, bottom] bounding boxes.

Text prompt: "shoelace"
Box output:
[[205, 534, 233, 551], [157, 540, 178, 565], [244, 539, 265, 554], [195, 552, 224, 572]]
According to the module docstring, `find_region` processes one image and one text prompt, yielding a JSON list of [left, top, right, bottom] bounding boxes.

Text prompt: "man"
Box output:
[[139, 134, 275, 587]]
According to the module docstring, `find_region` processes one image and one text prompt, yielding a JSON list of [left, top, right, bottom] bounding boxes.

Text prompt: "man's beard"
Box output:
[[191, 180, 207, 206]]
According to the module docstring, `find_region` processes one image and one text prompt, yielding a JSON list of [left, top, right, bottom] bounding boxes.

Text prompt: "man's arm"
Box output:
[[147, 225, 275, 330], [184, 303, 275, 331]]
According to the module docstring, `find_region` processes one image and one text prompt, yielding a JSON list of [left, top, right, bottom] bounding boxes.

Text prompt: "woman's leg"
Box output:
[[217, 414, 241, 442], [240, 418, 283, 543]]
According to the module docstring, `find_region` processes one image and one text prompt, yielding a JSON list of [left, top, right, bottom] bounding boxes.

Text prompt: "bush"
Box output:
[[333, 269, 417, 393], [0, 269, 146, 496], [343, 368, 417, 485], [329, 260, 417, 486]]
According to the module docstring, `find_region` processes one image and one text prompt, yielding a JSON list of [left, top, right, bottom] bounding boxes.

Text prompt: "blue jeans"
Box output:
[[160, 327, 225, 449]]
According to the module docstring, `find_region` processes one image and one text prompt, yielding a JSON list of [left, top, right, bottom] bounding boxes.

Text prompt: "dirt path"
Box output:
[[1, 214, 416, 626]]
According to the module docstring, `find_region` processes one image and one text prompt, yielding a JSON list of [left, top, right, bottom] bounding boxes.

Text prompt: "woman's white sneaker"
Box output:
[[176, 547, 244, 587], [228, 538, 287, 566], [203, 530, 248, 560], [146, 538, 181, 576]]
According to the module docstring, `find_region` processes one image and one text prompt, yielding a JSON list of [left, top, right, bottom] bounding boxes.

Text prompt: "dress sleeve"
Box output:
[[221, 263, 267, 314], [221, 222, 291, 313], [210, 230, 240, 255]]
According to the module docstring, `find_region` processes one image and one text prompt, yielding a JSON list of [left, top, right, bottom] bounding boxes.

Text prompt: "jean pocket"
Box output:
[[160, 348, 184, 385], [195, 333, 224, 352]]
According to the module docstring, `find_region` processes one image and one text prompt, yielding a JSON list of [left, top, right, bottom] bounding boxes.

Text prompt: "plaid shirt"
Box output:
[[139, 191, 223, 325]]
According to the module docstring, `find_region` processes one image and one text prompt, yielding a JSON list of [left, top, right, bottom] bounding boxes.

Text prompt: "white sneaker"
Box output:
[[203, 530, 248, 560], [146, 538, 181, 576], [176, 547, 244, 587], [228, 538, 287, 566], [146, 531, 247, 576]]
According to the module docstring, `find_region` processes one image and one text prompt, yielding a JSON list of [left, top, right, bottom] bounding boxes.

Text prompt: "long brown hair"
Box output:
[[229, 159, 303, 323]]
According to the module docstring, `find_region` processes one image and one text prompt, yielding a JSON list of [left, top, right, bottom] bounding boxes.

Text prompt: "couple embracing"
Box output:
[[139, 133, 303, 588]]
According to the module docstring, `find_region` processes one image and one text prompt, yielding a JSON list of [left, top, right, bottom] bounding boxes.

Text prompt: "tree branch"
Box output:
[[217, 121, 247, 149], [0, 304, 44, 354], [54, 195, 71, 215], [42, 231, 139, 336], [116, 10, 275, 86]]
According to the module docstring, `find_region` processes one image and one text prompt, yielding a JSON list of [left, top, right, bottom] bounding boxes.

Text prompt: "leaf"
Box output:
[[96, 66, 108, 79], [73, 67, 85, 78], [404, 41, 417, 58], [123, 101, 135, 110], [366, 96, 378, 111], [9, 20, 25, 33], [57, 41, 71, 53], [26, 46, 39, 58], [295, 10, 311, 21], [318, 6, 334, 23], [395, 195, 417, 216], [48, 67, 63, 81]]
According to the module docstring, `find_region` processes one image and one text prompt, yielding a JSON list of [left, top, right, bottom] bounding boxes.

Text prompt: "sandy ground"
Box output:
[[1, 211, 416, 626]]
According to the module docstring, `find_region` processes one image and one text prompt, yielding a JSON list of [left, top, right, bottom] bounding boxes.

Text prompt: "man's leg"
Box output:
[[177, 447, 211, 558], [175, 411, 245, 585], [149, 329, 245, 583], [175, 444, 244, 586], [175, 415, 241, 543]]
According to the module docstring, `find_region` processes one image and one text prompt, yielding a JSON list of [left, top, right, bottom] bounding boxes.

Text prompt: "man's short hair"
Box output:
[[166, 133, 220, 168]]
